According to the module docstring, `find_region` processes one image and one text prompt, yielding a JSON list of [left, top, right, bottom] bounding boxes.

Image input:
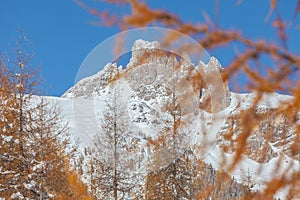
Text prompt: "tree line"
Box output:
[[0, 31, 93, 199]]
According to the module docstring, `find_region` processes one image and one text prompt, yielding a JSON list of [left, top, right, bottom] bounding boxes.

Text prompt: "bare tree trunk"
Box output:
[[113, 89, 118, 200]]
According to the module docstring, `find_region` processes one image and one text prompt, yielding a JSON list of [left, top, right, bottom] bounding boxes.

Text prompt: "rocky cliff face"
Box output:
[[62, 39, 231, 113], [59, 40, 299, 199], [62, 40, 298, 165]]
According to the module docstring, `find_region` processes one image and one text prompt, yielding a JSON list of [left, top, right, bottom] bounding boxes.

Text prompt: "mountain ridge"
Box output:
[[53, 40, 299, 199]]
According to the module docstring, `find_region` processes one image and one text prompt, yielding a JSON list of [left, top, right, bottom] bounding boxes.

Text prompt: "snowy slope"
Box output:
[[46, 40, 299, 199], [46, 90, 298, 199]]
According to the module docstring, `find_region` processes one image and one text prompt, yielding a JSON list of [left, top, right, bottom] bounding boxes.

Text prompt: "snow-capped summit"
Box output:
[[62, 40, 231, 112], [57, 40, 299, 199], [130, 39, 162, 65], [132, 39, 160, 51]]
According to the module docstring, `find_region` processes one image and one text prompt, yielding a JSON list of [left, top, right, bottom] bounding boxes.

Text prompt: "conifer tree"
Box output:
[[86, 74, 144, 199], [0, 60, 25, 198], [27, 97, 78, 198], [0, 31, 84, 199], [146, 77, 201, 199], [0, 31, 39, 199]]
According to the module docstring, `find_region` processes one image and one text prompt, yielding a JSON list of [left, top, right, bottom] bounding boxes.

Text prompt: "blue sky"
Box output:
[[1, 0, 299, 96]]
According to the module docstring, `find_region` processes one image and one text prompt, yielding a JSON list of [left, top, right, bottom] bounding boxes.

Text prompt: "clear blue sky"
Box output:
[[1, 0, 299, 96]]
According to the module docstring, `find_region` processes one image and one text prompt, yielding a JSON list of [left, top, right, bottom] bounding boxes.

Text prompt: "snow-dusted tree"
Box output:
[[195, 162, 257, 199], [146, 147, 200, 199], [146, 77, 201, 199], [0, 62, 26, 198], [86, 78, 144, 199], [0, 31, 82, 199], [55, 168, 95, 200], [27, 97, 79, 198], [0, 31, 40, 199]]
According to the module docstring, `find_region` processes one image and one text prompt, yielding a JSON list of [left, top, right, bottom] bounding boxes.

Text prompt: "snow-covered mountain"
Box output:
[[48, 40, 299, 199]]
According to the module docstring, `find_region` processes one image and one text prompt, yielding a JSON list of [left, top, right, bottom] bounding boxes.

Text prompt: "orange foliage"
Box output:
[[76, 0, 300, 198], [55, 170, 94, 200], [124, 0, 180, 27]]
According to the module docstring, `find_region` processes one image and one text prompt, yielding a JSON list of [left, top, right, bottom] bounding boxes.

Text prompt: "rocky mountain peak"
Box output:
[[62, 40, 231, 113], [132, 39, 161, 51]]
